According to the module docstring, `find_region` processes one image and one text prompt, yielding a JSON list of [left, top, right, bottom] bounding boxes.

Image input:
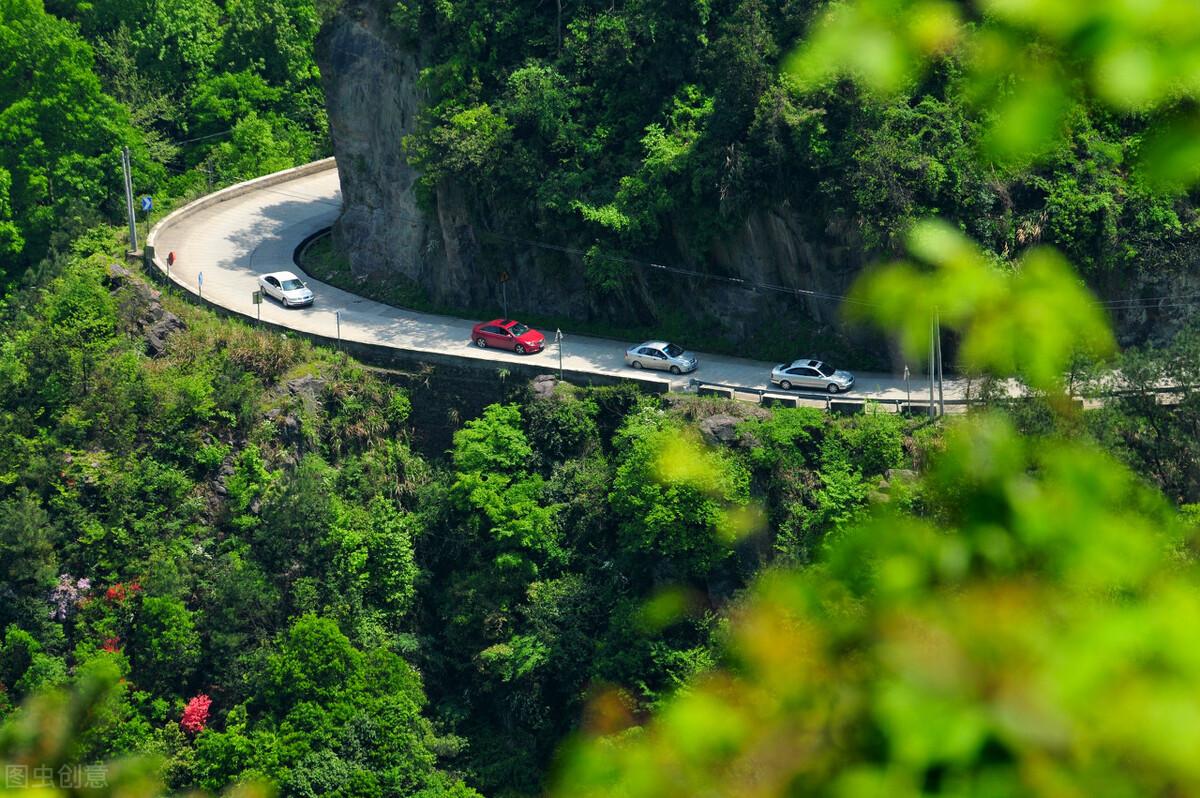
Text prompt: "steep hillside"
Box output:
[[0, 230, 928, 796]]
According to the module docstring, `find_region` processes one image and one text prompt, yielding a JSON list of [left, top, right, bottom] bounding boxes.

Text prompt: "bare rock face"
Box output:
[[105, 263, 186, 356], [315, 1, 874, 351], [316, 2, 480, 308], [530, 375, 560, 399]]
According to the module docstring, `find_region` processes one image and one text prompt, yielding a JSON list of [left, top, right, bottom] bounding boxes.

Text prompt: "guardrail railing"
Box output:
[[689, 378, 972, 415]]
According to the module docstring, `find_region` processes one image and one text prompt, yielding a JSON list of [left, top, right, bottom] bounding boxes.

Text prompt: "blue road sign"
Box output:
[[141, 196, 153, 212]]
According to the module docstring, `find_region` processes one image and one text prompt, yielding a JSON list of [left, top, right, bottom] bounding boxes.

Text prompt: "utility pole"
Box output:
[[935, 309, 945, 417], [121, 147, 138, 253], [556, 328, 564, 380], [928, 314, 936, 418]]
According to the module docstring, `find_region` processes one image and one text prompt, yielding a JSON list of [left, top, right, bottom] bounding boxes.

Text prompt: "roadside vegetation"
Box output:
[[398, 0, 1195, 315]]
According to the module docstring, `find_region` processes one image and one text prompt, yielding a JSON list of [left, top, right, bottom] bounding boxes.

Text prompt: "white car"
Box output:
[[624, 341, 698, 374], [770, 359, 855, 393], [258, 271, 314, 308]]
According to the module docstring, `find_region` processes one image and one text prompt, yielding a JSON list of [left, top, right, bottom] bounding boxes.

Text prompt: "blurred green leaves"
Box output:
[[555, 415, 1197, 797], [789, 0, 1200, 184], [0, 661, 163, 798], [785, 0, 961, 96], [850, 220, 1113, 392], [552, 5, 1200, 787]]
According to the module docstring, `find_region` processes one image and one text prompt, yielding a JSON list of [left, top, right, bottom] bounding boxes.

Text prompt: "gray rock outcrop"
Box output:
[[105, 263, 186, 356]]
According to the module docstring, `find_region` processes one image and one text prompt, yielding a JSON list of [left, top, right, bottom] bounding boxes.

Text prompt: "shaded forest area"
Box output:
[[398, 0, 1196, 310]]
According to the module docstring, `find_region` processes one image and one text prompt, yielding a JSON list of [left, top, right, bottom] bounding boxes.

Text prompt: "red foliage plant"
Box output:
[[181, 694, 212, 735], [101, 637, 121, 653], [104, 581, 143, 602]]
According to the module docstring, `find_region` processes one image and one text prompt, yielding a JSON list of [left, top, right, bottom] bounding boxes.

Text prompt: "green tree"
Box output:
[[0, 0, 147, 276], [0, 491, 58, 635], [264, 614, 361, 709], [128, 596, 201, 696], [609, 404, 751, 578]]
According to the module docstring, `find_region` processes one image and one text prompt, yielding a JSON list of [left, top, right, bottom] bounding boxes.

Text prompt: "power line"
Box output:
[[1102, 294, 1200, 310], [476, 229, 877, 306], [173, 128, 235, 145]]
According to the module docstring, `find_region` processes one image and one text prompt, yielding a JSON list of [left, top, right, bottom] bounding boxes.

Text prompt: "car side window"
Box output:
[[482, 325, 502, 334], [267, 277, 279, 287], [786, 368, 805, 375], [637, 347, 653, 356], [649, 349, 666, 358]]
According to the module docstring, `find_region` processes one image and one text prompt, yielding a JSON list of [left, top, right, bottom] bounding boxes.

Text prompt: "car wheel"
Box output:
[[780, 380, 792, 391], [630, 361, 643, 369], [282, 297, 290, 308], [475, 337, 488, 348], [669, 365, 682, 375], [515, 344, 526, 354], [828, 383, 840, 394]]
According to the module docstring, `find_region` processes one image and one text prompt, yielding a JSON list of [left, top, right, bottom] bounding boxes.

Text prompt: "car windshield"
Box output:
[[509, 323, 529, 336], [816, 363, 836, 377], [664, 343, 684, 357], [281, 279, 305, 290]]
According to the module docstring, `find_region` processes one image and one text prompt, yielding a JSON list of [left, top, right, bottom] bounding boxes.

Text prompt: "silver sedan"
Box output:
[[624, 341, 698, 374], [770, 359, 855, 393]]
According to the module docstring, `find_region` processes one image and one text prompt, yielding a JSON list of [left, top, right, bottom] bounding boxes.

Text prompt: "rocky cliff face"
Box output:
[[317, 1, 490, 310], [316, 1, 874, 359]]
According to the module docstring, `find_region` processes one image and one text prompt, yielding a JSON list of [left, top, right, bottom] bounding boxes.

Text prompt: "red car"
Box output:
[[471, 319, 546, 354]]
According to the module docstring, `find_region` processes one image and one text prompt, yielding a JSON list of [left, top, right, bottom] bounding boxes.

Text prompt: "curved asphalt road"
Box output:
[[152, 163, 963, 403]]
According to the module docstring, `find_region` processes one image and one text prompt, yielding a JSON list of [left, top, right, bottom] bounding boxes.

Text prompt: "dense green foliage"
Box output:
[[0, 0, 328, 288], [548, 3, 1200, 795], [0, 239, 478, 795], [8, 2, 1200, 797], [0, 237, 919, 796], [398, 0, 1195, 295]]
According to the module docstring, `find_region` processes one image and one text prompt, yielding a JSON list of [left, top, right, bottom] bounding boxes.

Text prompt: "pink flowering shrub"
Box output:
[[48, 574, 91, 621], [181, 694, 212, 734]]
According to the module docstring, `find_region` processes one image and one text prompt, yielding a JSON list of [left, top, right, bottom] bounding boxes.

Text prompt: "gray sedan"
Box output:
[[624, 341, 698, 374], [770, 359, 855, 393]]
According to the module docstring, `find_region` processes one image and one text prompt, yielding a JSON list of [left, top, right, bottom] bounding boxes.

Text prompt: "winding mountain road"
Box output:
[[148, 161, 965, 404]]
